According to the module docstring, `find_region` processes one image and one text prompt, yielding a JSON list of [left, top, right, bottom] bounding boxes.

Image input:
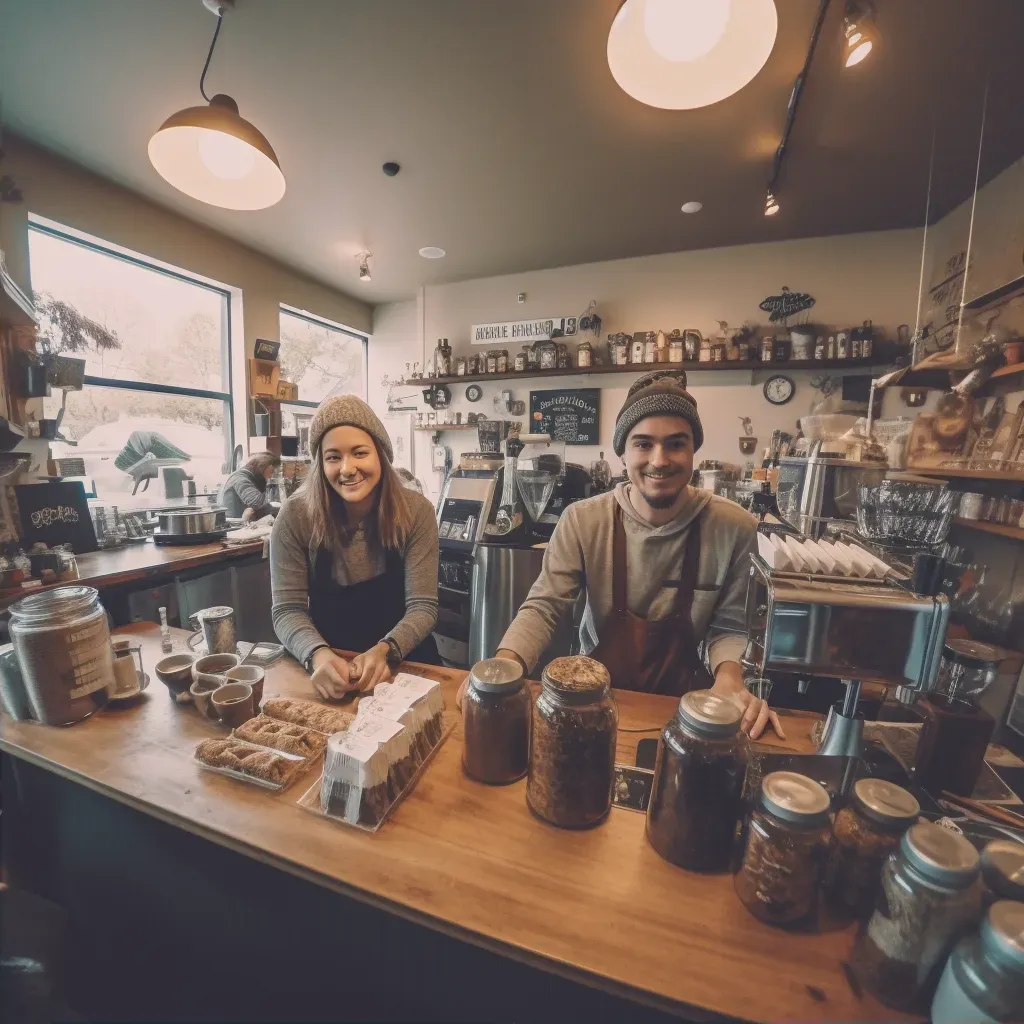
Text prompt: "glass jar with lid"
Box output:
[[826, 778, 920, 916], [575, 340, 593, 368], [980, 840, 1024, 908], [734, 771, 832, 927], [526, 656, 617, 829], [931, 901, 1024, 1024], [9, 585, 114, 726], [463, 658, 531, 785], [646, 689, 748, 871], [850, 821, 982, 1011], [936, 639, 1004, 704]]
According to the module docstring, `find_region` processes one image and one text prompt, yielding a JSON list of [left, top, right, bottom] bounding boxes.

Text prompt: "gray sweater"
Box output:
[[270, 490, 439, 665], [219, 468, 273, 519], [499, 483, 755, 674]]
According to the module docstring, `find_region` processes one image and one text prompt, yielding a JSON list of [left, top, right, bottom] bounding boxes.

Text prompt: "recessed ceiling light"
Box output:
[[419, 246, 446, 259], [680, 201, 703, 214], [607, 0, 778, 110]]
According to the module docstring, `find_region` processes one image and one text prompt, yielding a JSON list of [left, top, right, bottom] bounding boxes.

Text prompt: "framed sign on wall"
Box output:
[[529, 388, 600, 445]]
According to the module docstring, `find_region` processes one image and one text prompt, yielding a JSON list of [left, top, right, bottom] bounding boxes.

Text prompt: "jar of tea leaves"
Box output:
[[463, 658, 531, 785], [734, 771, 832, 927], [850, 821, 982, 1012], [646, 689, 747, 871], [980, 840, 1024, 908], [526, 656, 617, 829], [826, 778, 920, 916]]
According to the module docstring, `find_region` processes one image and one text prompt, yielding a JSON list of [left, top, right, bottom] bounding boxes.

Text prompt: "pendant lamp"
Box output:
[[149, 2, 285, 210]]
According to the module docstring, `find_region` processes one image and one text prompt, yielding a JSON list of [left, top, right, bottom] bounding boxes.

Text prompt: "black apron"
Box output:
[[308, 545, 441, 665]]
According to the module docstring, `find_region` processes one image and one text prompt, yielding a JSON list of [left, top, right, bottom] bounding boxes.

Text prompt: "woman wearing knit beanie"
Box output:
[[270, 394, 440, 698]]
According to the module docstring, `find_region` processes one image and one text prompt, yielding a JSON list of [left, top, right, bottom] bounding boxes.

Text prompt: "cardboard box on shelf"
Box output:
[[249, 358, 281, 398], [276, 380, 298, 401]]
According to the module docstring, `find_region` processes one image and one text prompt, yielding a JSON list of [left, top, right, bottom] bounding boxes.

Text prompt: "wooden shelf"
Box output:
[[414, 424, 477, 432], [953, 517, 1024, 541], [910, 467, 1024, 483], [400, 357, 883, 388]]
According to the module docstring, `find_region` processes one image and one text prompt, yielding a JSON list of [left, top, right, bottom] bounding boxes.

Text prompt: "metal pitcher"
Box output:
[[187, 606, 236, 655]]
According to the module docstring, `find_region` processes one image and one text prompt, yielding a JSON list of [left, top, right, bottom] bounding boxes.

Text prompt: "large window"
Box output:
[[278, 307, 367, 435], [28, 218, 232, 505]]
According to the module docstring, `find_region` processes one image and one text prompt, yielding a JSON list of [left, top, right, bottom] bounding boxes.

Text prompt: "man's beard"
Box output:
[[638, 471, 684, 509]]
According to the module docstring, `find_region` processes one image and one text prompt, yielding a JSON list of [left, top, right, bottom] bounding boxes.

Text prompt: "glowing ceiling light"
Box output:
[[607, 0, 778, 110], [843, 1, 878, 68], [764, 190, 780, 216], [357, 252, 372, 282], [149, 2, 285, 210]]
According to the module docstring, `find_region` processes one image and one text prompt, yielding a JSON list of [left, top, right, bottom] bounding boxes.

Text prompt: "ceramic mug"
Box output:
[[211, 682, 255, 728], [192, 653, 240, 688], [224, 665, 264, 710], [189, 678, 223, 720]]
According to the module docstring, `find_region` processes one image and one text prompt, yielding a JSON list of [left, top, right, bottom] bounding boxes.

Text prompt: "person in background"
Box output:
[[493, 370, 783, 740], [270, 396, 440, 699], [219, 451, 280, 521]]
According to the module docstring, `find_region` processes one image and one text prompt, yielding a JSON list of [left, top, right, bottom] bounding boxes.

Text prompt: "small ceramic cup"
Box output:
[[211, 682, 255, 728], [192, 653, 240, 689], [155, 654, 196, 700], [224, 665, 264, 710], [190, 677, 223, 720]]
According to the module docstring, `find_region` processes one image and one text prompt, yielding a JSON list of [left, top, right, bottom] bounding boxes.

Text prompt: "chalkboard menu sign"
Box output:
[[529, 388, 600, 445], [15, 481, 98, 554]]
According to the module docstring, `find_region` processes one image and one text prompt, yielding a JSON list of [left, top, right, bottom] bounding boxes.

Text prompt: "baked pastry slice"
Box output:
[[195, 737, 298, 785], [263, 698, 354, 735], [235, 714, 327, 758]]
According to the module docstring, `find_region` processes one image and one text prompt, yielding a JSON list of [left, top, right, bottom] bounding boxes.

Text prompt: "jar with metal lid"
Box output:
[[463, 658, 531, 785], [646, 689, 748, 871], [526, 656, 617, 829], [850, 821, 982, 1011], [936, 639, 1004, 704], [826, 779, 920, 916], [9, 585, 114, 726], [734, 771, 832, 927], [931, 902, 1024, 1024], [575, 341, 592, 368], [980, 840, 1024, 908]]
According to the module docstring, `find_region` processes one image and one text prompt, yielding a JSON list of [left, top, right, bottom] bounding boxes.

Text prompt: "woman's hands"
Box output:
[[310, 648, 358, 700], [349, 642, 393, 693]]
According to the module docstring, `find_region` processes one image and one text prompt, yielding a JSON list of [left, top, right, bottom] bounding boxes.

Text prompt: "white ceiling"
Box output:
[[1, 0, 1021, 304]]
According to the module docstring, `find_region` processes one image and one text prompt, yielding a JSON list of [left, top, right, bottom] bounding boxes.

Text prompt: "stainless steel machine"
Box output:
[[741, 551, 950, 760], [776, 437, 887, 539]]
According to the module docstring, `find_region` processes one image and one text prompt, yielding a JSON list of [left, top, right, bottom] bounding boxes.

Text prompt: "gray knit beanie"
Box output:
[[612, 369, 703, 456], [309, 394, 394, 462]]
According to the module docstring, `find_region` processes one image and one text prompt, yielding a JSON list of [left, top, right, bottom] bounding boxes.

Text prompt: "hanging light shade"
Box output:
[[149, 94, 285, 211], [607, 0, 778, 110]]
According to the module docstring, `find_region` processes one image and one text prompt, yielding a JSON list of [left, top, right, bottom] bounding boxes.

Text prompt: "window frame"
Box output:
[[278, 303, 368, 421], [27, 217, 235, 454]]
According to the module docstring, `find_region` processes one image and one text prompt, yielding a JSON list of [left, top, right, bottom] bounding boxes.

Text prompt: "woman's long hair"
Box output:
[[297, 436, 414, 554]]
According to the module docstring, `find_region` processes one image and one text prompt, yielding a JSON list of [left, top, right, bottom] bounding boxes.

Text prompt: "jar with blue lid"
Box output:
[[931, 901, 1024, 1024]]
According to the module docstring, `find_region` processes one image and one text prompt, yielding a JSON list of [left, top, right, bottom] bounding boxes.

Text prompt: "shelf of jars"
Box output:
[[952, 517, 1024, 541], [397, 357, 884, 389]]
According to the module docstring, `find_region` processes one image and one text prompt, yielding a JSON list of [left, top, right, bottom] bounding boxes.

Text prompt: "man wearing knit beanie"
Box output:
[[495, 369, 782, 740]]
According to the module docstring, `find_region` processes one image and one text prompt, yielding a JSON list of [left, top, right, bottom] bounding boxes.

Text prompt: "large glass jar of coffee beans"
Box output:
[[850, 821, 982, 1012], [462, 657, 531, 785], [646, 689, 747, 871], [826, 778, 920, 917], [734, 771, 832, 927], [526, 656, 617, 829]]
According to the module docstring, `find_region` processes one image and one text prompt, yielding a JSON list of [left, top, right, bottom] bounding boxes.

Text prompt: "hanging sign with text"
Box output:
[[15, 481, 98, 553], [758, 287, 816, 323], [529, 388, 600, 445], [472, 317, 578, 345]]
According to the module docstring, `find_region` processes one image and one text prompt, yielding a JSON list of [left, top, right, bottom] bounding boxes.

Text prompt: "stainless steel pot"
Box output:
[[157, 507, 227, 536]]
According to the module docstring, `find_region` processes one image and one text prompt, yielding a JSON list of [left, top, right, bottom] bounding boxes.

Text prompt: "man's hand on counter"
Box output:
[[310, 648, 359, 700], [712, 662, 785, 741]]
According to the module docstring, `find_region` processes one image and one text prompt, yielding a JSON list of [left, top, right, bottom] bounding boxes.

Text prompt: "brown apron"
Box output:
[[590, 503, 714, 697]]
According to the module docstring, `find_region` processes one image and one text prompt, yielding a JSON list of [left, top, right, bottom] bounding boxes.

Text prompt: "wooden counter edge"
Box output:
[[0, 729, 737, 1024]]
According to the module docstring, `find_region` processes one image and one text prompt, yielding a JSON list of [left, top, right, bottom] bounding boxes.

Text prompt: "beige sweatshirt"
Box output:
[[498, 483, 755, 674]]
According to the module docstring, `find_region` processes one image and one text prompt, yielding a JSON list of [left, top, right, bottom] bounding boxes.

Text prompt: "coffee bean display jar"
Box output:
[[826, 778, 920, 916], [646, 689, 747, 872], [462, 658, 531, 785], [526, 656, 617, 829], [734, 771, 832, 927], [850, 821, 982, 1012]]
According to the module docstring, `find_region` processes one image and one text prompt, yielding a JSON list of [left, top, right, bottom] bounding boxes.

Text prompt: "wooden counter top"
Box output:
[[0, 538, 265, 607], [0, 624, 907, 1023]]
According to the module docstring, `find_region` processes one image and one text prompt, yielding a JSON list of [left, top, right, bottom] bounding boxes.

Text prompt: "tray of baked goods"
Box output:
[[295, 673, 454, 832], [194, 697, 355, 792]]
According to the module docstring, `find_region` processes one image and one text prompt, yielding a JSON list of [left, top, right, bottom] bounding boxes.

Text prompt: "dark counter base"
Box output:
[[3, 757, 714, 1024]]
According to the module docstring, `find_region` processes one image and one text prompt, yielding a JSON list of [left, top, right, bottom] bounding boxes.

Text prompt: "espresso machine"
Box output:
[[741, 547, 950, 761]]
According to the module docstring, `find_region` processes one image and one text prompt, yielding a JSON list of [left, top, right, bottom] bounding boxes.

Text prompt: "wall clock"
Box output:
[[763, 374, 795, 406], [465, 384, 483, 402]]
